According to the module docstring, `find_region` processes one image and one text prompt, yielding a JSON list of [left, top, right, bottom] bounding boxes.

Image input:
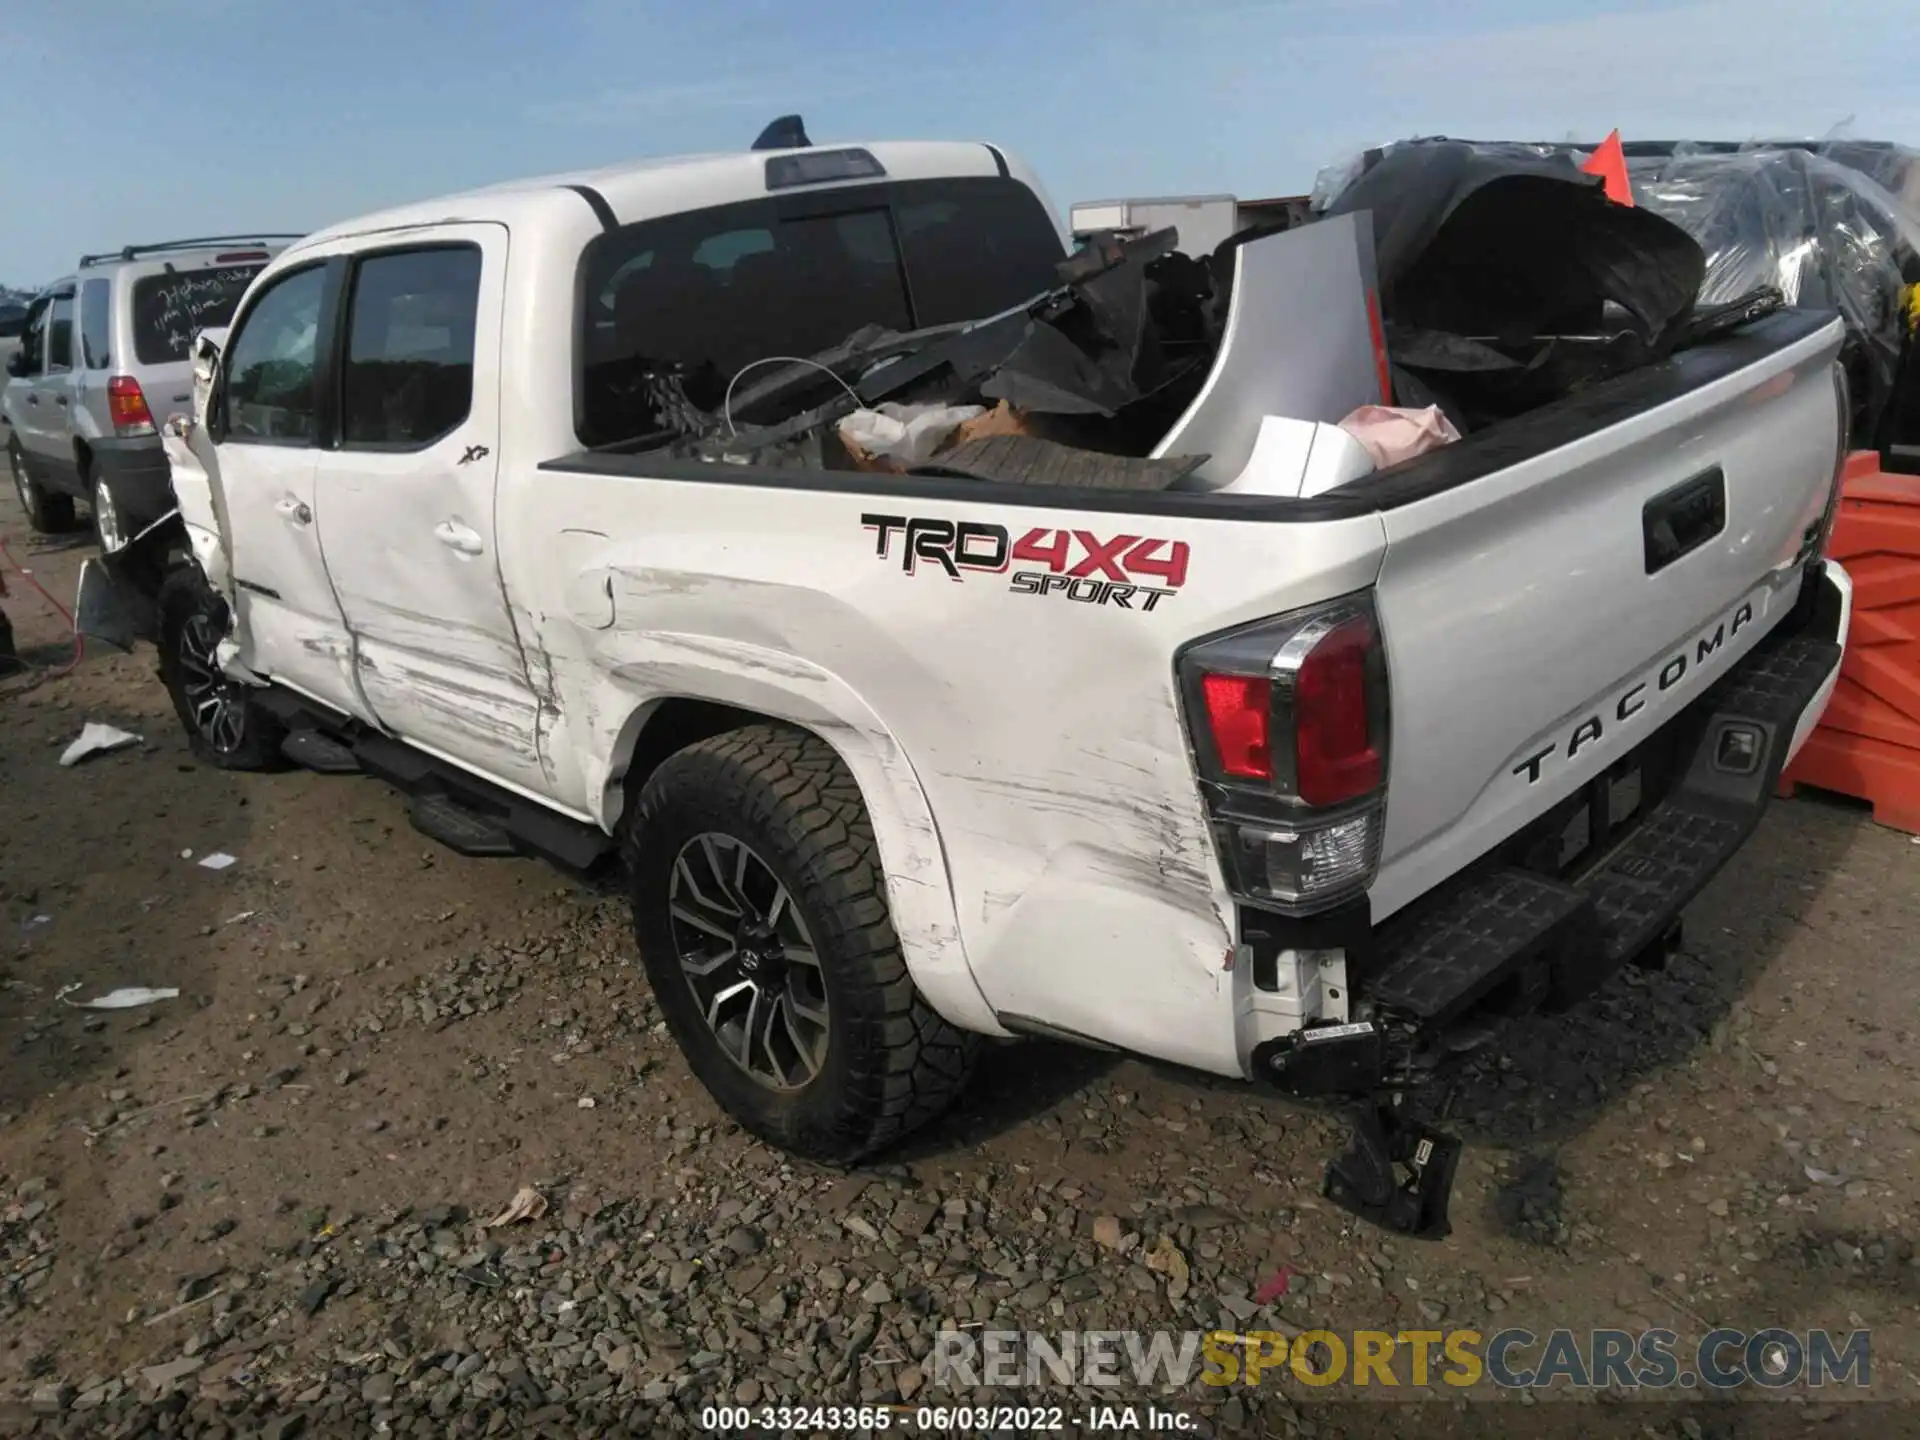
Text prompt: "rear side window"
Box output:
[[80, 280, 111, 369], [576, 176, 1065, 448], [46, 296, 74, 373], [222, 266, 326, 443], [132, 264, 266, 365], [16, 299, 49, 374], [340, 246, 481, 449]]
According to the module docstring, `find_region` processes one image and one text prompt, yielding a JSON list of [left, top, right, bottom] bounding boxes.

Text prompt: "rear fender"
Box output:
[[581, 641, 1001, 1038]]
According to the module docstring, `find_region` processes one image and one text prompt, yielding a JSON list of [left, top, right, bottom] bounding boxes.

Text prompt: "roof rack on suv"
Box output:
[[77, 234, 306, 268]]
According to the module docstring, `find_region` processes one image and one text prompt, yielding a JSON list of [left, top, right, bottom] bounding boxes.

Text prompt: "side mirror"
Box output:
[[5, 351, 26, 378]]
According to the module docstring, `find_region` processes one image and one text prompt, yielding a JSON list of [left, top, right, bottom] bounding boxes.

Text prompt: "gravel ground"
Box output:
[[2, 493, 1918, 1438]]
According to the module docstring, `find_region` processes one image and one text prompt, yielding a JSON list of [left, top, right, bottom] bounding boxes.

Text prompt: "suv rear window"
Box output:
[[132, 264, 266, 365], [576, 176, 1064, 448]]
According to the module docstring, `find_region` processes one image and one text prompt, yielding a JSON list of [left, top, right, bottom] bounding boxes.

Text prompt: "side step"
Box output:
[[411, 792, 517, 857], [1369, 626, 1842, 1030], [1368, 870, 1591, 1025], [1584, 629, 1842, 969], [1582, 799, 1744, 969], [251, 689, 615, 875], [281, 729, 361, 774]]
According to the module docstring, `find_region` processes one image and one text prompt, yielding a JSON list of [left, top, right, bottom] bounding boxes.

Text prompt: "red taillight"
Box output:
[[1201, 673, 1272, 780], [1179, 595, 1389, 913], [1294, 616, 1383, 807], [214, 250, 269, 263], [108, 376, 154, 433]]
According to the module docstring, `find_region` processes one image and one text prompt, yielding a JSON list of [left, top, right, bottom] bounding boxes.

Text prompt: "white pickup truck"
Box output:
[[79, 133, 1853, 1236]]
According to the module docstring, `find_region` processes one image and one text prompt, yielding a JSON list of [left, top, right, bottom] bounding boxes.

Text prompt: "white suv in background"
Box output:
[[4, 235, 299, 543]]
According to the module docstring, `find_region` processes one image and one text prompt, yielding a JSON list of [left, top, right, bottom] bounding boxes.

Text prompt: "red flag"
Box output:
[[1581, 128, 1634, 207]]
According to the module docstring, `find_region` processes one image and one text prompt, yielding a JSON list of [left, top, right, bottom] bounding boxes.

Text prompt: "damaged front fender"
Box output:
[[73, 558, 142, 652]]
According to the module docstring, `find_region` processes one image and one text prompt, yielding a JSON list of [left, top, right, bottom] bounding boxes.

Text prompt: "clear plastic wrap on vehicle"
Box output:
[[1629, 144, 1920, 441]]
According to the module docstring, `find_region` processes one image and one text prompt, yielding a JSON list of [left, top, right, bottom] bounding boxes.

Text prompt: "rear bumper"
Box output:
[[90, 435, 175, 531], [1254, 559, 1850, 1093]]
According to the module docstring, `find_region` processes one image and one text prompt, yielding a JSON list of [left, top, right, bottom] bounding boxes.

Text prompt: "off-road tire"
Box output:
[[625, 724, 979, 1162], [8, 439, 77, 534], [156, 567, 287, 771]]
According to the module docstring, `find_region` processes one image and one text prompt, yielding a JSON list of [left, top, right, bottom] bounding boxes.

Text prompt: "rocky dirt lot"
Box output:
[[1, 489, 1917, 1439]]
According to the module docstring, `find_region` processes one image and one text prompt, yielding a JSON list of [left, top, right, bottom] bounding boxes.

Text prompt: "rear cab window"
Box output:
[[576, 176, 1064, 449], [131, 263, 268, 366]]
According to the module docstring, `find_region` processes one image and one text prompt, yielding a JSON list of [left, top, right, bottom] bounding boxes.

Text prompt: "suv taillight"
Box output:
[[108, 376, 155, 436], [1178, 594, 1390, 914]]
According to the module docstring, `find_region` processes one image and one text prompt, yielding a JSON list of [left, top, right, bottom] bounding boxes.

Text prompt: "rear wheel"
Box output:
[[156, 568, 286, 770], [8, 439, 77, 534], [90, 474, 128, 554], [624, 724, 978, 1162]]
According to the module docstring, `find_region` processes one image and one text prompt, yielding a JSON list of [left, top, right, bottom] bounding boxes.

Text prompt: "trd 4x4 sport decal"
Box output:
[[860, 515, 1189, 611]]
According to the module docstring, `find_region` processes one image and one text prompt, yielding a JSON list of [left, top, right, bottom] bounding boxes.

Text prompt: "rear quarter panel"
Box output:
[[501, 467, 1387, 1071]]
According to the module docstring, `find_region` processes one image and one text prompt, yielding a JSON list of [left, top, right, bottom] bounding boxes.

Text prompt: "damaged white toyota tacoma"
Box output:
[[78, 130, 1854, 1236]]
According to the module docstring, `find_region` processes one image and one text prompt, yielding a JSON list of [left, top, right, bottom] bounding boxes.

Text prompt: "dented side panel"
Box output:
[[308, 223, 552, 794], [502, 470, 1387, 1075]]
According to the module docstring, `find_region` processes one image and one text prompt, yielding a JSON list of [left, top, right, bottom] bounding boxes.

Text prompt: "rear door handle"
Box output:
[[55, 396, 67, 407], [434, 520, 484, 556], [274, 496, 313, 526], [25, 394, 37, 406]]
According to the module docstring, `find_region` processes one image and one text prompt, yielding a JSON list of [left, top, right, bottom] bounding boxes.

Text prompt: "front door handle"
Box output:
[[434, 519, 485, 556], [55, 395, 67, 407], [274, 496, 313, 526], [25, 394, 38, 406]]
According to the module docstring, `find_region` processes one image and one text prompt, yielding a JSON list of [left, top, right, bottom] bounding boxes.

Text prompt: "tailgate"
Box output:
[[1366, 310, 1846, 920]]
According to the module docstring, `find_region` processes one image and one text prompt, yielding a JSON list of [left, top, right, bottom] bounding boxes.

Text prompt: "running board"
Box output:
[[411, 791, 516, 857], [253, 690, 614, 874], [281, 729, 360, 774]]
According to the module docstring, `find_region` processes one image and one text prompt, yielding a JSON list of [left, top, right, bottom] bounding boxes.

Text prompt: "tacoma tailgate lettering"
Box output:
[[1513, 596, 1757, 786]]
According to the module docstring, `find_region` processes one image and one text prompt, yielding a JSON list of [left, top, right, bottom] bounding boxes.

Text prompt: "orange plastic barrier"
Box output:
[[1780, 451, 1920, 832]]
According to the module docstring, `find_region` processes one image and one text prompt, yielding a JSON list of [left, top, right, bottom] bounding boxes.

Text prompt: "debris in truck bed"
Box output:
[[1337, 404, 1460, 468], [927, 434, 1205, 490], [1315, 139, 1709, 433], [647, 225, 1231, 477], [837, 403, 985, 470], [1315, 135, 1920, 444], [1630, 142, 1920, 447], [1321, 140, 1705, 342]]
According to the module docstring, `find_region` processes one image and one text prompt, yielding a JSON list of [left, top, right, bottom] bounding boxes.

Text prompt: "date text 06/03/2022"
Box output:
[[696, 1404, 1198, 1431]]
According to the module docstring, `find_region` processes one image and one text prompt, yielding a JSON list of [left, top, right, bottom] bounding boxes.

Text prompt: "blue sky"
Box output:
[[2, 0, 1915, 284]]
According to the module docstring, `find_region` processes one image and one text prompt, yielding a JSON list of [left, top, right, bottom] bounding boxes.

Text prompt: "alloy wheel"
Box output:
[[93, 479, 125, 552], [668, 832, 830, 1090], [177, 608, 246, 755]]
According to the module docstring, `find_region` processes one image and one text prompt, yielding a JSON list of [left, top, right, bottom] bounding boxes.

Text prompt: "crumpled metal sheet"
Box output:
[[683, 226, 1228, 468], [1315, 136, 1920, 442], [1320, 140, 1706, 343], [929, 434, 1205, 491]]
